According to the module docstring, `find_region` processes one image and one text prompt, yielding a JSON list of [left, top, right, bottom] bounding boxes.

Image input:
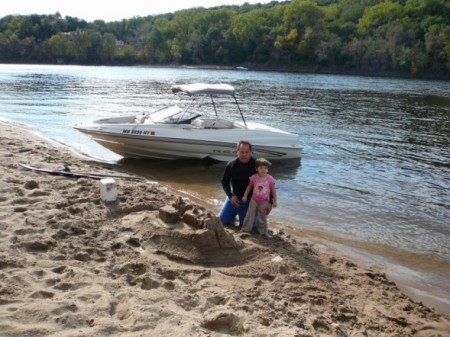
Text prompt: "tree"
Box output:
[[144, 17, 171, 63], [284, 0, 326, 30], [231, 12, 259, 61], [425, 26, 450, 71], [101, 33, 118, 63], [315, 34, 342, 65], [274, 28, 299, 64], [48, 34, 66, 61], [357, 1, 403, 35]]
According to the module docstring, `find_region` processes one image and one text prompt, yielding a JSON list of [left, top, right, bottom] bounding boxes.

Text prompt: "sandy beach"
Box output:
[[1, 120, 449, 337]]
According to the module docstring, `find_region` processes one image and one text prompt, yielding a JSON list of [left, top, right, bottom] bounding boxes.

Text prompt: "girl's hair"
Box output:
[[255, 157, 271, 168]]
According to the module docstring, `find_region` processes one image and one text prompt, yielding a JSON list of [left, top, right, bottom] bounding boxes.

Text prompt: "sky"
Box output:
[[1, 0, 279, 22]]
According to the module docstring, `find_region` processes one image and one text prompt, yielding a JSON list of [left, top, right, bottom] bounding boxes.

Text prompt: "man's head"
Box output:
[[236, 140, 252, 163]]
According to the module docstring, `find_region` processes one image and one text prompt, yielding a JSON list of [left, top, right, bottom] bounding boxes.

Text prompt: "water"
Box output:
[[1, 64, 449, 312]]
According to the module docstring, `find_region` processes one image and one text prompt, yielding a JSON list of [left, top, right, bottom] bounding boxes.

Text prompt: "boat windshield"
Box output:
[[149, 105, 200, 124], [149, 105, 183, 122]]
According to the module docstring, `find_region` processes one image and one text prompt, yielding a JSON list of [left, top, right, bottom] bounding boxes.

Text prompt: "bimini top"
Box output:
[[171, 83, 235, 97]]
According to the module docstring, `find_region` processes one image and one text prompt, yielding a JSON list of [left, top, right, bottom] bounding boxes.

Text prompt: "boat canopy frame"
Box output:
[[170, 83, 247, 127]]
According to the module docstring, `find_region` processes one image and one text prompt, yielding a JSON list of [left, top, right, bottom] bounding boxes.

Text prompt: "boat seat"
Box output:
[[191, 118, 234, 129], [162, 115, 201, 124], [135, 114, 147, 123]]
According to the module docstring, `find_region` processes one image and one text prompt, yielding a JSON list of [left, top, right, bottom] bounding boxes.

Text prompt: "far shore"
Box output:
[[3, 62, 448, 81]]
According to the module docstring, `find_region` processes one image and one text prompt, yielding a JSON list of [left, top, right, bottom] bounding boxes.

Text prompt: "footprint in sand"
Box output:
[[201, 311, 244, 335], [50, 303, 78, 316], [29, 290, 55, 299], [140, 276, 160, 290], [19, 240, 55, 252]]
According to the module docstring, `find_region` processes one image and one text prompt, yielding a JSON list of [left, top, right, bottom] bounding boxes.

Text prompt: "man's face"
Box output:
[[237, 144, 251, 163]]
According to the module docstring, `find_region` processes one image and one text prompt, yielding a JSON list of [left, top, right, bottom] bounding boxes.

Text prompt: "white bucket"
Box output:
[[99, 178, 117, 202]]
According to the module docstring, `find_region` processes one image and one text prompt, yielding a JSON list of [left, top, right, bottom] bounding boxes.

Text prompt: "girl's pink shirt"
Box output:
[[249, 174, 275, 203]]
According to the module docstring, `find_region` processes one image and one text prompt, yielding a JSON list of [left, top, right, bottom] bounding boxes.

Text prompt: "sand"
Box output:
[[1, 120, 449, 337]]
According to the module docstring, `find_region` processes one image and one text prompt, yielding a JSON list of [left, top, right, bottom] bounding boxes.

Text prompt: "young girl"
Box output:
[[241, 158, 277, 237]]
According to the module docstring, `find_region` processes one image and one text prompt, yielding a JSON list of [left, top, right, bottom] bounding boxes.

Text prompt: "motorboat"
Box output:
[[74, 83, 301, 161]]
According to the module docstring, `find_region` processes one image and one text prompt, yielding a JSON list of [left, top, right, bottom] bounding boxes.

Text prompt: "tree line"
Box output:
[[0, 0, 449, 79]]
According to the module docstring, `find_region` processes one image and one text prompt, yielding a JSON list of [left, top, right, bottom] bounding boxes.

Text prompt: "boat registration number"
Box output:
[[122, 129, 155, 135]]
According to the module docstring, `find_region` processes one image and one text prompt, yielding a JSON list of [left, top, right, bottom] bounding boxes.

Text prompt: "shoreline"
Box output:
[[280, 223, 450, 316], [1, 120, 449, 336], [5, 63, 449, 81]]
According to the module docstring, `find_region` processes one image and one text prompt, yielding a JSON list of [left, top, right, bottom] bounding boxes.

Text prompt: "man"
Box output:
[[219, 140, 256, 228]]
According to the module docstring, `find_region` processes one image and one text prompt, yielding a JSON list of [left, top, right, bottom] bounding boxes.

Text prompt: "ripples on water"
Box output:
[[0, 64, 449, 278]]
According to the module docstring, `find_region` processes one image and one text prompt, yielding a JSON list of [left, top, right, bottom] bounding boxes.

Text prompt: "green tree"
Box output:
[[144, 17, 171, 63], [193, 8, 234, 63], [315, 34, 342, 65], [116, 43, 137, 64], [101, 32, 118, 63], [48, 33, 67, 61], [357, 1, 404, 35], [274, 28, 299, 64], [284, 0, 326, 30]]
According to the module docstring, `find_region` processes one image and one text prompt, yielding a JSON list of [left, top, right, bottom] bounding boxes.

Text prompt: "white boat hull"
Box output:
[[75, 120, 301, 161]]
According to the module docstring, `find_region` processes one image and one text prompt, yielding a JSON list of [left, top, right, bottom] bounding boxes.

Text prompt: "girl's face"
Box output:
[[257, 165, 269, 176]]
